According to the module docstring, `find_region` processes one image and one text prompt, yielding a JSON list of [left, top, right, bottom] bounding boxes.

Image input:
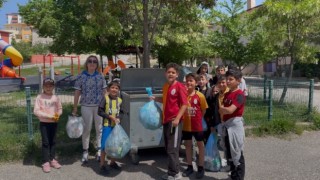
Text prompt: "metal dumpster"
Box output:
[[120, 68, 166, 164]]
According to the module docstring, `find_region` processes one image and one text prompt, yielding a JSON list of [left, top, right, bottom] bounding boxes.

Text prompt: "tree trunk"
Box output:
[[279, 56, 294, 104], [142, 0, 150, 68]]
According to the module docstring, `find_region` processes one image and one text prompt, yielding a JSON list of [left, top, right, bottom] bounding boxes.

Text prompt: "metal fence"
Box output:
[[0, 77, 317, 160]]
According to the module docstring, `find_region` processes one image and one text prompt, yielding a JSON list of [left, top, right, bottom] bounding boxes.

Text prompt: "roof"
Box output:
[[0, 30, 12, 34]]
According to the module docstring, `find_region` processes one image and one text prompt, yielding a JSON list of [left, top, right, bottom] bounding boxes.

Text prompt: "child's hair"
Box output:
[[198, 73, 208, 80], [166, 63, 180, 73], [108, 80, 120, 89], [84, 55, 99, 71], [226, 69, 242, 80], [43, 78, 55, 86], [217, 74, 227, 82], [185, 73, 200, 82], [216, 65, 225, 70]]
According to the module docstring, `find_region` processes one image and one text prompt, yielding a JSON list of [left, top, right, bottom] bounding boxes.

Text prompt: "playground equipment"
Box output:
[[103, 58, 127, 76], [0, 39, 24, 79], [40, 54, 81, 90]]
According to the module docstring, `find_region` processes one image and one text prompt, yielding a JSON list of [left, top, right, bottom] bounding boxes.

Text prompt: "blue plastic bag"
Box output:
[[204, 133, 221, 172], [202, 118, 208, 131], [139, 100, 162, 130], [105, 124, 131, 159]]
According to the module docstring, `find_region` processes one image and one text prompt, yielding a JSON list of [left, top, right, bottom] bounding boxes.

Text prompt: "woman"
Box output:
[[72, 55, 107, 164]]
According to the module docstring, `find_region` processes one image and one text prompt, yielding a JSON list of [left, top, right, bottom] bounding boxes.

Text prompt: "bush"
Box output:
[[312, 112, 320, 129], [252, 119, 297, 136]]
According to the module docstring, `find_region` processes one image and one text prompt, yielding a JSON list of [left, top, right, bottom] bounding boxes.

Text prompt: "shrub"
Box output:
[[252, 119, 297, 136]]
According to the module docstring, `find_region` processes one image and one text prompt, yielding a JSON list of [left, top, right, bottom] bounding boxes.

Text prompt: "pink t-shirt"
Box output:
[[33, 93, 63, 123]]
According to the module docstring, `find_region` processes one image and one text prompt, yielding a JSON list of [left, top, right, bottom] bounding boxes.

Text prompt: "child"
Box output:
[[182, 73, 208, 179], [197, 73, 212, 99], [151, 63, 188, 180], [196, 62, 212, 87], [219, 69, 246, 180], [33, 78, 63, 173], [203, 85, 220, 143], [98, 81, 122, 175], [197, 73, 212, 144], [210, 65, 226, 86]]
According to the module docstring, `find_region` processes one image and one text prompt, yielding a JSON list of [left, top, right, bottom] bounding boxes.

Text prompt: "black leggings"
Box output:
[[40, 122, 58, 163]]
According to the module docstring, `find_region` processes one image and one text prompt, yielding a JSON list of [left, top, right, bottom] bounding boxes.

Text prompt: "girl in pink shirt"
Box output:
[[33, 78, 62, 173]]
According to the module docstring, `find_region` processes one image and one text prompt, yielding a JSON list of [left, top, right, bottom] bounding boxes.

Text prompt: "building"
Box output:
[[3, 13, 31, 42], [0, 30, 12, 44], [6, 13, 23, 24]]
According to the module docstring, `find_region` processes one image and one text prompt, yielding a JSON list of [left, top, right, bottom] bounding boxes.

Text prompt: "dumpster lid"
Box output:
[[120, 68, 167, 91]]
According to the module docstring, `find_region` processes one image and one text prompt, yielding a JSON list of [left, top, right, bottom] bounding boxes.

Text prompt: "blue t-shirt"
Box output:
[[74, 70, 107, 106]]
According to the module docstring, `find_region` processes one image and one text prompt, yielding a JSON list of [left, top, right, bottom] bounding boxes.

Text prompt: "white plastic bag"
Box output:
[[66, 115, 83, 138], [139, 100, 162, 130], [105, 124, 131, 159]]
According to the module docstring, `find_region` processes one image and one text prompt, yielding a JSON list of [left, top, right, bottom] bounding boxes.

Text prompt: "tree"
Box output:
[[255, 0, 320, 103], [20, 0, 215, 68], [153, 2, 215, 67], [208, 0, 272, 70], [0, 0, 6, 7], [127, 0, 216, 67], [11, 40, 33, 62], [19, 0, 126, 61]]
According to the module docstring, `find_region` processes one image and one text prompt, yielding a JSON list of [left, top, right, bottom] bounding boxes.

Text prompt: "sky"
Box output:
[[0, 0, 266, 29], [0, 0, 28, 29]]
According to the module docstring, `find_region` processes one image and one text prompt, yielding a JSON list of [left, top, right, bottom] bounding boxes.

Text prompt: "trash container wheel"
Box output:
[[130, 153, 140, 165]]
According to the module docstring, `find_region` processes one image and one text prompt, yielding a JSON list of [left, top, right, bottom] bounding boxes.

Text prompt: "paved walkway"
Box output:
[[0, 131, 319, 180]]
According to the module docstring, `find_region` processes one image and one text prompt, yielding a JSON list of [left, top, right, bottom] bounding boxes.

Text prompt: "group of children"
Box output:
[[153, 63, 246, 180], [33, 61, 246, 180]]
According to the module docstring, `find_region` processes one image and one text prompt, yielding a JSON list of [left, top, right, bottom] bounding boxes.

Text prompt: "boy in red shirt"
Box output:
[[182, 73, 208, 179], [219, 69, 246, 180], [152, 63, 188, 180]]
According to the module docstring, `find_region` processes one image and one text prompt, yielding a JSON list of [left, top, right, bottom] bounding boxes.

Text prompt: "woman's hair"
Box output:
[[84, 55, 99, 71]]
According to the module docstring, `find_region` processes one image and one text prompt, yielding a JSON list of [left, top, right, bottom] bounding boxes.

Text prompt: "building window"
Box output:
[[24, 35, 30, 39]]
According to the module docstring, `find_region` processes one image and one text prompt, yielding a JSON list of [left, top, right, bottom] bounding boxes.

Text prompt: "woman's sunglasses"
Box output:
[[88, 59, 98, 64]]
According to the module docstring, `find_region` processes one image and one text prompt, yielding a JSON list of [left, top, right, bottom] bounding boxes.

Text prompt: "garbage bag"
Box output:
[[139, 100, 162, 130], [204, 133, 221, 172], [66, 115, 83, 138], [202, 118, 208, 131], [105, 124, 131, 159]]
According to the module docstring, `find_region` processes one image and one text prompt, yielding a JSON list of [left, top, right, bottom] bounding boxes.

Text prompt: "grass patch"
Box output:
[[19, 65, 84, 76], [252, 120, 296, 136], [0, 93, 319, 162], [244, 97, 310, 126]]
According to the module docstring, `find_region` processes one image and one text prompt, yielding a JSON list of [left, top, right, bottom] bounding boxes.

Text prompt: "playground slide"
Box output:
[[0, 39, 23, 78], [103, 59, 126, 75]]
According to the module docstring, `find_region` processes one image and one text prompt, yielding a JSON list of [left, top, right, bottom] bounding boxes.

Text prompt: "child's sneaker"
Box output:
[[99, 165, 109, 175], [196, 168, 205, 179], [182, 166, 194, 177], [96, 149, 101, 162], [109, 162, 121, 170], [81, 150, 88, 163], [50, 159, 62, 169], [42, 162, 51, 173]]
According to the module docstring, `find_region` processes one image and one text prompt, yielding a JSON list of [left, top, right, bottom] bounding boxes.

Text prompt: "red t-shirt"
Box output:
[[223, 89, 246, 121], [183, 91, 208, 132], [162, 81, 188, 124]]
